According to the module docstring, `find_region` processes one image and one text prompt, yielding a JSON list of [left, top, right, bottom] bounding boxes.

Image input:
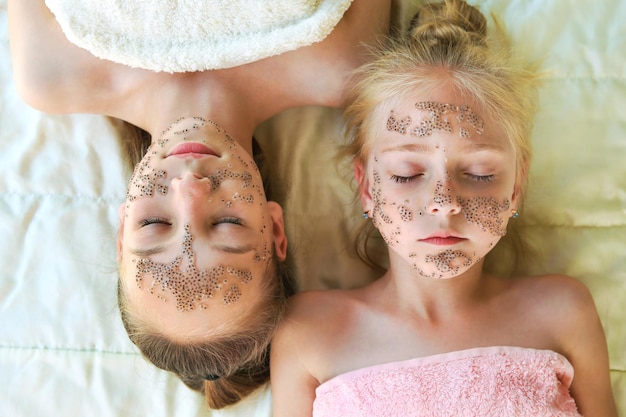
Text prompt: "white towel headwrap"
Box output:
[[45, 0, 353, 73]]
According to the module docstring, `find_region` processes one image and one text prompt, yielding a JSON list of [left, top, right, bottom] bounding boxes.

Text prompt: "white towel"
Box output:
[[45, 0, 353, 73]]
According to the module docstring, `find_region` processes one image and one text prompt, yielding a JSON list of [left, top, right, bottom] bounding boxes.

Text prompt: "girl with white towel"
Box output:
[[8, 0, 391, 409]]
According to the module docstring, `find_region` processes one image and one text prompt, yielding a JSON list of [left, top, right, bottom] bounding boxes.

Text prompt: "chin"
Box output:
[[408, 251, 478, 280]]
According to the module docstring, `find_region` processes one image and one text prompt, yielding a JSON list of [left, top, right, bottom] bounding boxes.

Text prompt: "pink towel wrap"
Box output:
[[313, 346, 581, 417]]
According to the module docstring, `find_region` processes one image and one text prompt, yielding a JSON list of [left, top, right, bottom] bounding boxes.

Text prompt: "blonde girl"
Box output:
[[270, 1, 617, 415]]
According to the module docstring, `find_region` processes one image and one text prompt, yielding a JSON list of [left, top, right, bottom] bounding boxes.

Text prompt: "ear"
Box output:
[[267, 201, 288, 261], [510, 164, 528, 211], [511, 186, 522, 212], [117, 203, 125, 263], [354, 160, 373, 213]]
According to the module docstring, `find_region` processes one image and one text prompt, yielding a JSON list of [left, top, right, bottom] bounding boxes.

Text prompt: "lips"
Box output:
[[168, 143, 217, 158], [419, 234, 466, 246]]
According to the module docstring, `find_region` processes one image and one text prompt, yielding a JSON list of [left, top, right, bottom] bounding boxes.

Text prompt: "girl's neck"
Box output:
[[374, 257, 493, 321]]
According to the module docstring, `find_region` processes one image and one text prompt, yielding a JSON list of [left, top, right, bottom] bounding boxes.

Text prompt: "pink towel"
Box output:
[[314, 346, 581, 417]]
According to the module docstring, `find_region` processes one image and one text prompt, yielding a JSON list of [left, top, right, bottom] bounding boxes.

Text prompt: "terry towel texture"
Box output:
[[313, 347, 581, 417], [44, 0, 353, 73]]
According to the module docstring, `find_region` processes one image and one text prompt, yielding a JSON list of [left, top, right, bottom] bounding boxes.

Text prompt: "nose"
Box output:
[[171, 172, 211, 196], [169, 172, 214, 227], [426, 180, 461, 216]]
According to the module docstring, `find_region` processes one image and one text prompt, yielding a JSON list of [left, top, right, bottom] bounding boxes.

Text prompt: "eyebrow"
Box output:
[[129, 242, 256, 258], [381, 143, 433, 154], [381, 141, 505, 154], [461, 141, 507, 152], [129, 246, 167, 257]]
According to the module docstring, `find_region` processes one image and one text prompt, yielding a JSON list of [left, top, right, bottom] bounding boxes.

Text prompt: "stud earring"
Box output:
[[363, 211, 370, 219], [511, 209, 519, 219]]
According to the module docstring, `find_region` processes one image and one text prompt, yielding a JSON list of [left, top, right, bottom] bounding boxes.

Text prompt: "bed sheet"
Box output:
[[1, 0, 624, 415]]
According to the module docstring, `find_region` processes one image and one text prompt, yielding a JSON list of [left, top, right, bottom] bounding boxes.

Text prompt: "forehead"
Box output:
[[367, 94, 510, 155], [120, 240, 271, 339], [121, 264, 264, 341]]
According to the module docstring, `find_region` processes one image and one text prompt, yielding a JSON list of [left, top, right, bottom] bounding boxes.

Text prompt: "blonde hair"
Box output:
[[345, 0, 538, 191], [343, 0, 539, 273], [118, 258, 294, 409]]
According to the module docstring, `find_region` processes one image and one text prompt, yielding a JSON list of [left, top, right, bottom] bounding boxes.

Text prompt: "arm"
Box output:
[[271, 300, 319, 417], [300, 0, 392, 108], [555, 277, 618, 416], [8, 0, 117, 114], [250, 0, 392, 111]]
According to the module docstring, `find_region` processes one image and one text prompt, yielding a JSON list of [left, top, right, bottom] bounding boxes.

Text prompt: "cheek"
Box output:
[[209, 169, 260, 209], [370, 181, 424, 248], [126, 146, 169, 208], [458, 195, 511, 237], [211, 151, 267, 206], [369, 169, 396, 245], [397, 205, 414, 222]]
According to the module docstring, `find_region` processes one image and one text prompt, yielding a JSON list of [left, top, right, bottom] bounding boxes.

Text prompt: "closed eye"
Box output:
[[466, 173, 495, 182], [139, 217, 171, 227], [390, 175, 421, 184], [214, 217, 243, 226]]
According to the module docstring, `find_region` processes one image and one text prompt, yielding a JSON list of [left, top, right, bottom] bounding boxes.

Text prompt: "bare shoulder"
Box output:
[[510, 274, 602, 348], [273, 288, 366, 363], [279, 289, 362, 335], [512, 273, 595, 314]]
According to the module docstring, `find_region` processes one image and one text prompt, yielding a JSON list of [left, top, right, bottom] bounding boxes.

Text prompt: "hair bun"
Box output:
[[409, 0, 487, 46]]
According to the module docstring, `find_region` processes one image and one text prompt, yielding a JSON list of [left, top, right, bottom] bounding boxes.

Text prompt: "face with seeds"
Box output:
[[118, 117, 286, 338], [358, 92, 519, 279]]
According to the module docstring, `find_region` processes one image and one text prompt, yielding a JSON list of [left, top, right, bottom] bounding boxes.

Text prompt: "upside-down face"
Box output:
[[118, 117, 286, 338]]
